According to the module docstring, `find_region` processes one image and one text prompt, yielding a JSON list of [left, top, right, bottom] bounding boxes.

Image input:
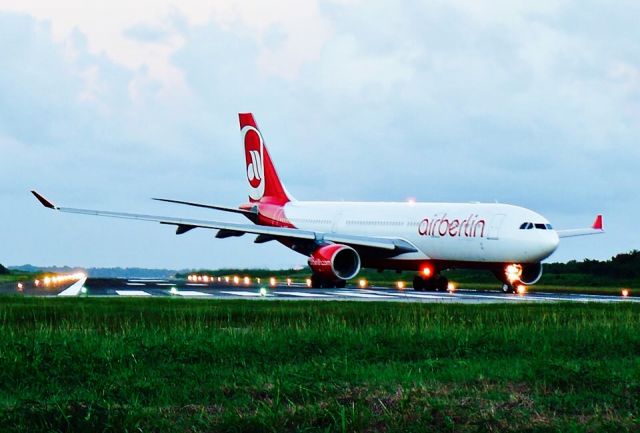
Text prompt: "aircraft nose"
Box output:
[[527, 230, 559, 261], [541, 231, 560, 259], [549, 230, 560, 251]]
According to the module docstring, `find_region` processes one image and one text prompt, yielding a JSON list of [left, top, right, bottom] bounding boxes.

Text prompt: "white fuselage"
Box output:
[[283, 201, 560, 265]]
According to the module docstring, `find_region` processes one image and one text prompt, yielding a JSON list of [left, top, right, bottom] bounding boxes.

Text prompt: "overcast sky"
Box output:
[[1, 0, 638, 269]]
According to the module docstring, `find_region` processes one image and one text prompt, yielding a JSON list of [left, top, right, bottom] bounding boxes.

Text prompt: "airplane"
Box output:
[[32, 112, 604, 293]]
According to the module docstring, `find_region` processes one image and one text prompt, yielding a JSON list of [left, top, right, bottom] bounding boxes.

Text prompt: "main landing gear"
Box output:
[[413, 274, 449, 292], [310, 274, 346, 289]]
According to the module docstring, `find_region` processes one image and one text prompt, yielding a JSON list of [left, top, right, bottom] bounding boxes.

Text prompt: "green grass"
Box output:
[[0, 298, 638, 432], [0, 272, 34, 284]]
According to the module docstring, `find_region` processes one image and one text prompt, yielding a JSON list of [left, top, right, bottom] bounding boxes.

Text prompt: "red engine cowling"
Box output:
[[308, 244, 361, 280]]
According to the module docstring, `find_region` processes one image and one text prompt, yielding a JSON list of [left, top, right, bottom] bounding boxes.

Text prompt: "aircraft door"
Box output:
[[331, 211, 344, 233], [486, 214, 505, 240]]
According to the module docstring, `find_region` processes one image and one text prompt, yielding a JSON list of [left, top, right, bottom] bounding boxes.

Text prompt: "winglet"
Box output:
[[31, 190, 57, 209], [592, 214, 603, 230]]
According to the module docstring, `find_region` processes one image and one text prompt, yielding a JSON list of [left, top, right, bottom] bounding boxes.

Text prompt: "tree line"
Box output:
[[545, 250, 640, 279]]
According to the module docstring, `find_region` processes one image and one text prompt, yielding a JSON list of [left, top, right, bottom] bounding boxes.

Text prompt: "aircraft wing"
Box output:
[[31, 191, 418, 254], [556, 214, 605, 238]]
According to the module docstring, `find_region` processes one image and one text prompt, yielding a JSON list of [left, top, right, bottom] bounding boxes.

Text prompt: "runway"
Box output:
[[3, 277, 637, 303]]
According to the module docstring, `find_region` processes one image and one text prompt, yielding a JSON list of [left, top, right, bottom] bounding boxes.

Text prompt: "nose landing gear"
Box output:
[[501, 283, 516, 294]]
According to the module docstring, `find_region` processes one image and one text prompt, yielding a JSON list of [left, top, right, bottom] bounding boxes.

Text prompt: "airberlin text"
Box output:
[[418, 214, 486, 238]]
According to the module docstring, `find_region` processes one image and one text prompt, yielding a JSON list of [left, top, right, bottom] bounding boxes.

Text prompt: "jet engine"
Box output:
[[308, 244, 361, 281], [503, 263, 544, 285]]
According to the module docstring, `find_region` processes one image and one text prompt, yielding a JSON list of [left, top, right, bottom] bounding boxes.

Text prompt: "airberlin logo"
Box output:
[[242, 125, 265, 200], [309, 257, 331, 267], [418, 214, 486, 238]]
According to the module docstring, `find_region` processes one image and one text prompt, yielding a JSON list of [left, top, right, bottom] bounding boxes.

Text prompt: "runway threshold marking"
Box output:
[[57, 277, 88, 297], [273, 291, 331, 298], [116, 290, 152, 297]]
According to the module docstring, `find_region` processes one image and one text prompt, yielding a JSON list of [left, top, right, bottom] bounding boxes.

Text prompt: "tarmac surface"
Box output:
[[2, 277, 637, 303]]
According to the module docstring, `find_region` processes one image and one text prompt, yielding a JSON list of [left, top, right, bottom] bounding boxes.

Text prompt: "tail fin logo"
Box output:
[[242, 125, 265, 200]]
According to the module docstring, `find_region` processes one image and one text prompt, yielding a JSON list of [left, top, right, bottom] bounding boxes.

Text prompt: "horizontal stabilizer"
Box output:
[[153, 197, 257, 219]]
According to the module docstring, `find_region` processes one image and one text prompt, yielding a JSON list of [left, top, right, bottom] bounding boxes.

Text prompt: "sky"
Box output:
[[1, 0, 639, 269]]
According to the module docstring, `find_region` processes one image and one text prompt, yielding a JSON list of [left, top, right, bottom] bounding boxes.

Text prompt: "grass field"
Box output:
[[0, 298, 638, 432], [0, 272, 35, 284]]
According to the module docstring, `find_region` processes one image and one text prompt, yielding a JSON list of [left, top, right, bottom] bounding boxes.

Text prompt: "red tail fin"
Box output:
[[239, 113, 292, 205]]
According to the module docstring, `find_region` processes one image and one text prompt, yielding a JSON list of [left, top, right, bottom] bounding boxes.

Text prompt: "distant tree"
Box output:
[[0, 264, 9, 275]]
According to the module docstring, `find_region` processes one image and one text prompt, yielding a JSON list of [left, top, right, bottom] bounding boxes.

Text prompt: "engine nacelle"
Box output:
[[308, 244, 361, 281], [503, 263, 544, 285]]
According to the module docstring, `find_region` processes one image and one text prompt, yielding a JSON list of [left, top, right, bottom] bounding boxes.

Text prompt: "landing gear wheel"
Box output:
[[412, 276, 425, 291], [311, 275, 345, 289], [502, 283, 515, 294], [435, 276, 449, 292], [311, 275, 324, 288]]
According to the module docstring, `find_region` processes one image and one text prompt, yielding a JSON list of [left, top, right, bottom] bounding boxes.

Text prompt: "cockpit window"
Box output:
[[521, 222, 551, 230], [519, 222, 536, 229]]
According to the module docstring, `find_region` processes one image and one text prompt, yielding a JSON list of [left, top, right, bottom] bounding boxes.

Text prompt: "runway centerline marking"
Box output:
[[221, 291, 272, 297], [448, 292, 533, 301], [116, 290, 151, 297], [274, 291, 331, 298], [332, 291, 394, 299], [173, 291, 212, 297], [128, 279, 167, 283]]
